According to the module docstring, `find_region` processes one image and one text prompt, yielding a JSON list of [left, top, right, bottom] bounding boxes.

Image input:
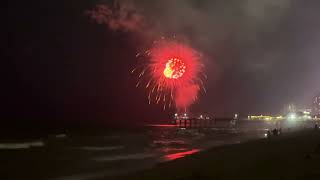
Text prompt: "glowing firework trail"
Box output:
[[132, 40, 205, 111]]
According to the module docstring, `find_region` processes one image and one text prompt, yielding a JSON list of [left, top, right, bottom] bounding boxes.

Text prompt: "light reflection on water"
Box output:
[[164, 149, 200, 161]]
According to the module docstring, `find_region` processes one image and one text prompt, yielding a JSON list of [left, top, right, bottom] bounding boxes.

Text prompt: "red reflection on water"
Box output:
[[164, 149, 200, 161], [146, 124, 177, 127]]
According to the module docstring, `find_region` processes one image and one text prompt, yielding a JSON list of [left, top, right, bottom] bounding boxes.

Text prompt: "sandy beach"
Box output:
[[113, 130, 320, 180]]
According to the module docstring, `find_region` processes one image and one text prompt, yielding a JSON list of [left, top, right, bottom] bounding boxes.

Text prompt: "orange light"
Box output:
[[163, 62, 174, 78]]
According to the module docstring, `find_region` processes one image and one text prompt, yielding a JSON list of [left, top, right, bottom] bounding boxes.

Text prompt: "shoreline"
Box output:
[[112, 130, 320, 180]]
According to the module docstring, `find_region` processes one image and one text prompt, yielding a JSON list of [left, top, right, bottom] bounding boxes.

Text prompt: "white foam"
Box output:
[[0, 141, 44, 149], [55, 134, 67, 138], [0, 143, 30, 149], [92, 153, 155, 161], [153, 140, 187, 145], [78, 145, 124, 151], [29, 141, 45, 147]]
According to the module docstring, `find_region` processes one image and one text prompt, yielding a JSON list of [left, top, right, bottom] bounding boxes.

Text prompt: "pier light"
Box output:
[[234, 114, 238, 119], [303, 111, 310, 115], [288, 113, 296, 120], [303, 115, 311, 119]]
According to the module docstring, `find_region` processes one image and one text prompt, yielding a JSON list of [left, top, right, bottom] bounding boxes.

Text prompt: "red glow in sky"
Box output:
[[149, 40, 203, 110], [134, 39, 204, 111], [149, 41, 201, 89], [163, 58, 186, 79]]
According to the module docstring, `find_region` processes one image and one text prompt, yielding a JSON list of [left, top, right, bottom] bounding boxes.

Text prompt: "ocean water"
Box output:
[[0, 122, 270, 180]]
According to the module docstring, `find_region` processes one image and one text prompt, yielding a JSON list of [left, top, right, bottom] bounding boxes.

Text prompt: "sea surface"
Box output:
[[0, 121, 274, 180]]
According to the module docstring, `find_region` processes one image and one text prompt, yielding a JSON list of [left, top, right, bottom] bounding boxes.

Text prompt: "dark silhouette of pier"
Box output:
[[173, 118, 236, 128]]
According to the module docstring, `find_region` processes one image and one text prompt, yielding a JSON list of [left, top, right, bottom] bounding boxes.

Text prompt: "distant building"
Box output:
[[313, 93, 320, 116]]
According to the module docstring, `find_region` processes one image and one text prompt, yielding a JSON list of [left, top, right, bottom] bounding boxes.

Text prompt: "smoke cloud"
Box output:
[[85, 0, 320, 114], [86, 0, 145, 32], [87, 0, 293, 72], [175, 84, 199, 110]]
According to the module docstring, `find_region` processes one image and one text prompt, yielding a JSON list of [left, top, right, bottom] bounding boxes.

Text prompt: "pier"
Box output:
[[173, 118, 236, 128]]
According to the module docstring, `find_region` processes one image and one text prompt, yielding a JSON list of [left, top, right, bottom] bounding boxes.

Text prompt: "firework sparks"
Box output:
[[133, 39, 205, 111], [163, 58, 186, 79]]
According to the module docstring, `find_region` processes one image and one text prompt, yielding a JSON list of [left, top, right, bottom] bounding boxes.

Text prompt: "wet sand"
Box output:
[[113, 130, 320, 180]]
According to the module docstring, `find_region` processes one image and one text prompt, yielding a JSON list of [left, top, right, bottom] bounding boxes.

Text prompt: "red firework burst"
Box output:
[[133, 40, 205, 111]]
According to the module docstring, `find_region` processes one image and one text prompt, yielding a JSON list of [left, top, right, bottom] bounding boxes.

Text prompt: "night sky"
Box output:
[[5, 0, 320, 130]]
